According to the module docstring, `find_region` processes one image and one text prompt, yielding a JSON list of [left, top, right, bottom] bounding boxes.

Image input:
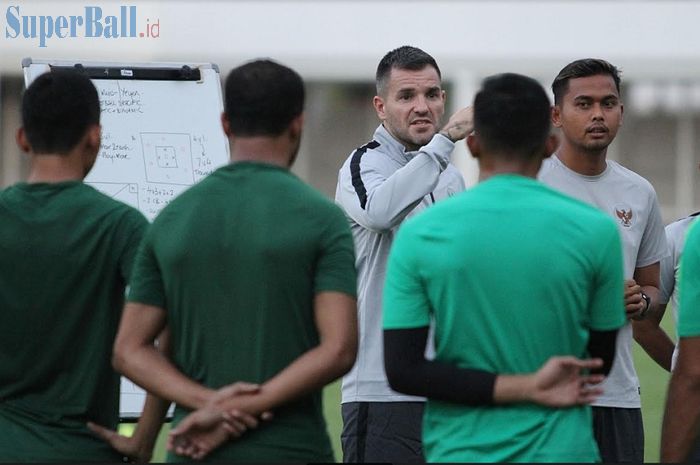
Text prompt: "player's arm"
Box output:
[[113, 302, 216, 409], [586, 329, 618, 375], [631, 262, 674, 371], [384, 327, 605, 406], [661, 336, 700, 462], [337, 108, 471, 232], [89, 328, 173, 462], [168, 291, 357, 459], [230, 291, 357, 412], [661, 224, 700, 461]]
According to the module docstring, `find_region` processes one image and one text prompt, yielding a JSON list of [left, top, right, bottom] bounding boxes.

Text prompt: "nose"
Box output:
[[591, 103, 604, 121], [413, 95, 429, 114]]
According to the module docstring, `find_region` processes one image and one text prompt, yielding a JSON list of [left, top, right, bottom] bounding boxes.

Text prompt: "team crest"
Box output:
[[614, 204, 634, 228]]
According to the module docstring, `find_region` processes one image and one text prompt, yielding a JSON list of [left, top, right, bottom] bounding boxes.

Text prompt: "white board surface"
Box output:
[[22, 58, 231, 418]]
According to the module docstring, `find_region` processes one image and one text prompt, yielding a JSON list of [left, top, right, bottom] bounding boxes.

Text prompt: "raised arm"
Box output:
[[337, 108, 471, 232]]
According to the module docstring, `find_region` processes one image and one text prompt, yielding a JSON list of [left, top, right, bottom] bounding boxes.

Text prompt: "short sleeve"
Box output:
[[589, 221, 627, 331], [115, 208, 149, 283], [637, 193, 669, 268], [678, 223, 700, 337], [382, 225, 431, 329], [658, 226, 677, 305], [314, 206, 357, 297], [127, 226, 167, 308]]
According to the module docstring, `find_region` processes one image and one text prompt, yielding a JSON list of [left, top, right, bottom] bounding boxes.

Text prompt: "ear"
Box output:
[[289, 113, 304, 140], [221, 112, 233, 137], [619, 102, 624, 127], [15, 127, 31, 153], [543, 133, 560, 159], [466, 133, 480, 159], [85, 125, 101, 153], [373, 95, 386, 121], [551, 105, 563, 129]]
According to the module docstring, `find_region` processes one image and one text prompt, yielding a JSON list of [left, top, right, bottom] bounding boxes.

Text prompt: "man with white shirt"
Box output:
[[335, 45, 471, 463], [538, 58, 668, 463]]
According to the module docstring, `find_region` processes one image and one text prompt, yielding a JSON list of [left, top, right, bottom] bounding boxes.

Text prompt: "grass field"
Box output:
[[125, 310, 676, 462]]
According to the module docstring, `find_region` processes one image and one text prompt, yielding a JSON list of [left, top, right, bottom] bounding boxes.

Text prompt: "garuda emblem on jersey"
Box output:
[[614, 205, 634, 228]]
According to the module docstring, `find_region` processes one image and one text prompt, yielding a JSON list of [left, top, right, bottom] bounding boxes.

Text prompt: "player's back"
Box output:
[[395, 174, 624, 462], [144, 161, 354, 462], [0, 181, 146, 461]]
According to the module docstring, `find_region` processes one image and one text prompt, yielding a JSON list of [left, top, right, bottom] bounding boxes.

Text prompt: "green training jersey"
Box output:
[[678, 221, 700, 337], [128, 162, 357, 463], [383, 174, 625, 463], [0, 181, 147, 461]]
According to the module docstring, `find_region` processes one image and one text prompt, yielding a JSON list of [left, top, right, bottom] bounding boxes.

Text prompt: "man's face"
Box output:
[[374, 66, 445, 151], [553, 74, 623, 153]]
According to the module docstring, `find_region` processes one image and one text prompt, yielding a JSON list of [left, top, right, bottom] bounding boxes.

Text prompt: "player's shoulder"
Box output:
[[666, 211, 700, 238], [343, 138, 386, 168], [539, 181, 619, 231], [607, 160, 656, 192]]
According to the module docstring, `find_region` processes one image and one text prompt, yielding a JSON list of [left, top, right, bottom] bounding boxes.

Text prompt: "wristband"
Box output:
[[639, 292, 651, 319]]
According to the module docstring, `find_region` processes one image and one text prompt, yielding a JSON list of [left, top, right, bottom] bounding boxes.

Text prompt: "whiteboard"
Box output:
[[23, 58, 231, 418]]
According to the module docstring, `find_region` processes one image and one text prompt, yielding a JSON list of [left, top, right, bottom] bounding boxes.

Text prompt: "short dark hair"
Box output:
[[224, 59, 305, 137], [21, 69, 100, 155], [552, 58, 622, 104], [473, 73, 551, 158], [376, 46, 441, 95]]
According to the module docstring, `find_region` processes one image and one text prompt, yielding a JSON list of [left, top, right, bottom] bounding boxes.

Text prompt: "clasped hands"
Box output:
[[168, 382, 273, 461]]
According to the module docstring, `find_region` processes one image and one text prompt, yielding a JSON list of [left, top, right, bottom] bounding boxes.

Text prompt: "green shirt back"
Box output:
[[0, 181, 147, 461], [383, 175, 625, 463], [128, 162, 357, 462], [678, 221, 700, 337]]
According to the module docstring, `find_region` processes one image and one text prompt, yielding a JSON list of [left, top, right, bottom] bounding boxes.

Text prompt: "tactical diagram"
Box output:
[[140, 132, 194, 185]]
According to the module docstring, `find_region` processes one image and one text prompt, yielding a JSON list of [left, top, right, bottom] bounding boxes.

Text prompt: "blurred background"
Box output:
[[2, 0, 699, 461]]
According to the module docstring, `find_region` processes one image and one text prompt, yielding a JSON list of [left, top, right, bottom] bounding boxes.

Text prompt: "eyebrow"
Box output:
[[573, 94, 618, 101]]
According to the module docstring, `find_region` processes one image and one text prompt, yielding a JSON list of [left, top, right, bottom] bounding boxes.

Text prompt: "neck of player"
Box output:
[[229, 135, 297, 169], [555, 138, 608, 176], [477, 157, 543, 182], [27, 150, 93, 184]]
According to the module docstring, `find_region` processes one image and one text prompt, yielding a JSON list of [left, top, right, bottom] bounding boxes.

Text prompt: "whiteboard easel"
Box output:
[[22, 58, 231, 419]]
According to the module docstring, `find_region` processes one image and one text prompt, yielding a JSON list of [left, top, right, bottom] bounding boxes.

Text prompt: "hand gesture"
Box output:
[[439, 106, 473, 142], [528, 356, 606, 407], [87, 422, 151, 463]]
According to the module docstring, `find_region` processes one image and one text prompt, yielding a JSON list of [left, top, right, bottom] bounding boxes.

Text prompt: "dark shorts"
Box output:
[[592, 406, 644, 463], [341, 402, 425, 463]]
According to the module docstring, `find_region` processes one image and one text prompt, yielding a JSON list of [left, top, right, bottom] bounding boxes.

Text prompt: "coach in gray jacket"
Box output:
[[335, 45, 472, 463]]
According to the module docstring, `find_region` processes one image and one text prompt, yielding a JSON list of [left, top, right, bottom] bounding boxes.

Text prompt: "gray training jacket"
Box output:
[[335, 124, 465, 403]]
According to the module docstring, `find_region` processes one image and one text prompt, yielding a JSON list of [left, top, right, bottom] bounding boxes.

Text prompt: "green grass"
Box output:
[[634, 308, 676, 462], [122, 310, 676, 462]]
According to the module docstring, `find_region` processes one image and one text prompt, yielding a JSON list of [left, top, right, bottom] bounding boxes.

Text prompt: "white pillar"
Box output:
[[450, 70, 480, 188], [675, 113, 696, 217]]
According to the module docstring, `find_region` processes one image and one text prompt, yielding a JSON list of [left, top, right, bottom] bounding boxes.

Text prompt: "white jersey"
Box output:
[[659, 213, 700, 370], [538, 155, 668, 408], [335, 124, 465, 403]]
